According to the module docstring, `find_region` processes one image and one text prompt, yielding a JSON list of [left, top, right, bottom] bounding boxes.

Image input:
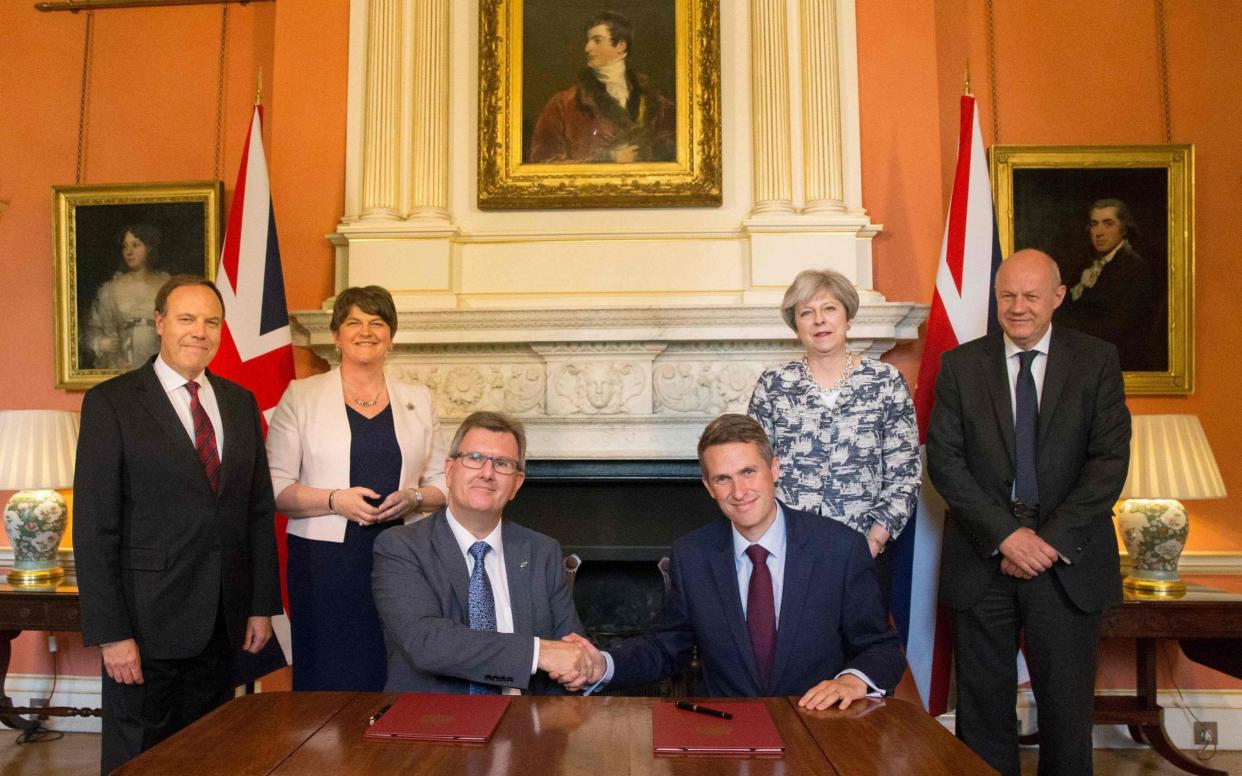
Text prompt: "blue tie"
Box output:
[[1014, 350, 1039, 508], [467, 541, 500, 695]]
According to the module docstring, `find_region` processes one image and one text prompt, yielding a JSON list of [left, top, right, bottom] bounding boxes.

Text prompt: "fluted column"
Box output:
[[800, 0, 845, 212], [408, 0, 450, 220], [360, 0, 402, 219], [749, 0, 795, 215]]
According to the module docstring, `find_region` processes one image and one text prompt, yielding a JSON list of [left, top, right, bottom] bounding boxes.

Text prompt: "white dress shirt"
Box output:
[[1003, 325, 1053, 416], [444, 507, 541, 691], [153, 355, 224, 460]]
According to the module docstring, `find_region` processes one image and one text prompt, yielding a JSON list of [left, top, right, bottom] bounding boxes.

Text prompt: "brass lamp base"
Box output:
[[7, 565, 66, 585], [1123, 575, 1185, 598]]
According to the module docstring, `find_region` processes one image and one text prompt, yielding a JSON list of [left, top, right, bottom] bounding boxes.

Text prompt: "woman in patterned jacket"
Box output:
[[748, 269, 920, 605]]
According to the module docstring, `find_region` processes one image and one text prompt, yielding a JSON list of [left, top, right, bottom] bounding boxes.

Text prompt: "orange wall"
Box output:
[[858, 0, 1242, 551], [1, 1, 1238, 688]]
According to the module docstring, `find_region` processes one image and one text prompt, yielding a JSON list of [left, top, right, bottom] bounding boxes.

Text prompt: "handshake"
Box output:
[[537, 633, 607, 692]]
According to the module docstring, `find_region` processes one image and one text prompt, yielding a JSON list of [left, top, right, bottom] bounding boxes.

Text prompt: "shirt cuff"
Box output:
[[836, 668, 885, 697], [582, 651, 616, 696], [531, 637, 541, 675]]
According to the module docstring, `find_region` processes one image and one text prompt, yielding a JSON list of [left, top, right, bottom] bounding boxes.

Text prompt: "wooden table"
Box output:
[[117, 692, 993, 775], [0, 577, 96, 731], [1093, 582, 1242, 776]]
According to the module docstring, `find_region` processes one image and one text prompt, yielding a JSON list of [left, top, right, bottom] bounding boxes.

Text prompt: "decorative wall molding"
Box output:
[[936, 689, 1242, 750], [291, 299, 927, 458]]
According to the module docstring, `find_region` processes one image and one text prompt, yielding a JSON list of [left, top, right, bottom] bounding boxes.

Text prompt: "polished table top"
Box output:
[[117, 692, 993, 776]]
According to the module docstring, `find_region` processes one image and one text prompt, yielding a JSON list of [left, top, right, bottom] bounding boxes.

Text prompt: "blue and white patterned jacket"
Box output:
[[747, 357, 921, 540]]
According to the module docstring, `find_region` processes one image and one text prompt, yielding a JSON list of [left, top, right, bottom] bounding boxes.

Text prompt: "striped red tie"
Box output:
[[185, 381, 220, 492]]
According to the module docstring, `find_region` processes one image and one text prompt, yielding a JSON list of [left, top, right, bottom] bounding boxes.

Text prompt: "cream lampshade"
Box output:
[[0, 410, 79, 585], [1117, 415, 1226, 597]]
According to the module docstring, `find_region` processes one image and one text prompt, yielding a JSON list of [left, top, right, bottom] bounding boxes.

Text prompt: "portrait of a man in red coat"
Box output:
[[527, 10, 676, 164]]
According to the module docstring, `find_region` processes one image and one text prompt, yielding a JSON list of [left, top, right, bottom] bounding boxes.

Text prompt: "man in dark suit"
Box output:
[[1056, 198, 1163, 371], [372, 411, 593, 694], [927, 249, 1131, 776], [555, 414, 904, 708], [73, 275, 281, 775]]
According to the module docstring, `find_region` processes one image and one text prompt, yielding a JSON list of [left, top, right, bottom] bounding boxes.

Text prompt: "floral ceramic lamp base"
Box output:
[[1117, 498, 1187, 597], [3, 489, 68, 584]]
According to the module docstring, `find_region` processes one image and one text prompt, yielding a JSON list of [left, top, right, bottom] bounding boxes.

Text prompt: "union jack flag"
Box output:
[[211, 105, 296, 667], [890, 94, 1001, 715]]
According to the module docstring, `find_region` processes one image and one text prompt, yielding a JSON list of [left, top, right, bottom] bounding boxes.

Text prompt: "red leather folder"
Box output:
[[363, 694, 511, 743], [651, 701, 785, 755]]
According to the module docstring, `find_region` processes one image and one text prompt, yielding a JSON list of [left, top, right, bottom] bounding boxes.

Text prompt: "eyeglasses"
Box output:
[[451, 451, 522, 475]]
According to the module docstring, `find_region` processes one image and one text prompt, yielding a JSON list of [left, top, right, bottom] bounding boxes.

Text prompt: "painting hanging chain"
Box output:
[[1155, 0, 1172, 143], [74, 10, 95, 184], [214, 5, 229, 179], [985, 0, 999, 145]]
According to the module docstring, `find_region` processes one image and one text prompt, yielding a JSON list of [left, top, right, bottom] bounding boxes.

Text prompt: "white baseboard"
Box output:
[[4, 674, 101, 733], [936, 689, 1242, 750]]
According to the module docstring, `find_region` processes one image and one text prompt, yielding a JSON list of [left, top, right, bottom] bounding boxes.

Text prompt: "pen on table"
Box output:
[[674, 701, 733, 720], [368, 704, 392, 726]]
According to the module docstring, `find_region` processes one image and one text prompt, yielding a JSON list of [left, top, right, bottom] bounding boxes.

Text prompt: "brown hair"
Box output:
[[450, 411, 528, 470], [696, 413, 774, 469], [154, 275, 224, 317], [330, 286, 398, 334]]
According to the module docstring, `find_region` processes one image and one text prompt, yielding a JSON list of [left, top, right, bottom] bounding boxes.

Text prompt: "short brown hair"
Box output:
[[450, 411, 528, 470], [330, 286, 398, 334], [697, 414, 774, 469], [154, 275, 224, 317], [779, 269, 860, 330]]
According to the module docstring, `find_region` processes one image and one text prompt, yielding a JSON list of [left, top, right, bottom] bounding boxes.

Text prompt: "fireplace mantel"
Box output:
[[290, 299, 927, 460]]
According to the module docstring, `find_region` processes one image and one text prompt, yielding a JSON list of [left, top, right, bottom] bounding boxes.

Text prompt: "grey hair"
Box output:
[[779, 269, 860, 330]]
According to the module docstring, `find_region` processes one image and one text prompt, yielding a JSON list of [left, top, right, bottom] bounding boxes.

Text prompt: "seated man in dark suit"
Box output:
[[372, 411, 594, 694], [555, 414, 905, 708]]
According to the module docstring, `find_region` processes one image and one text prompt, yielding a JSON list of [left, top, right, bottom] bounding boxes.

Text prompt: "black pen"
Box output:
[[674, 700, 733, 720], [368, 703, 392, 726]]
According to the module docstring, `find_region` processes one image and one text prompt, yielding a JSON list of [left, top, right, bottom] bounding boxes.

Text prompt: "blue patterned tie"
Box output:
[[467, 541, 500, 695], [1014, 350, 1040, 508]]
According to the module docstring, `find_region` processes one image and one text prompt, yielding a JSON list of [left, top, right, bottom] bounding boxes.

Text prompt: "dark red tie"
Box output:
[[185, 381, 220, 492], [745, 544, 776, 691]]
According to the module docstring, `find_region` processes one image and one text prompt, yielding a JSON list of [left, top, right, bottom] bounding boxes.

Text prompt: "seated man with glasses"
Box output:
[[372, 410, 595, 694]]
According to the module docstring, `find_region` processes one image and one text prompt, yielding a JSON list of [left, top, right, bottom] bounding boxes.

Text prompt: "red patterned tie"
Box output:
[[745, 544, 776, 691], [185, 381, 220, 492]]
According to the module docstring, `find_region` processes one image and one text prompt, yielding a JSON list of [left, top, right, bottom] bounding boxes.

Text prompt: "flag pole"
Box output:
[[255, 67, 263, 107], [963, 63, 971, 97]]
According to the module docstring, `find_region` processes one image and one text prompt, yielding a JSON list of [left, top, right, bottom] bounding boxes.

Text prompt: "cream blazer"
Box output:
[[266, 368, 448, 543]]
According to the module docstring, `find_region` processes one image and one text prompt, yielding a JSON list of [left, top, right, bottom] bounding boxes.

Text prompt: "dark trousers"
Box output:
[[100, 606, 235, 775], [951, 568, 1101, 776]]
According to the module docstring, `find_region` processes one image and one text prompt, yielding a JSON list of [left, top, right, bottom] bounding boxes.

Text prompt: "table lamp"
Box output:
[[1116, 415, 1226, 597], [0, 410, 79, 585]]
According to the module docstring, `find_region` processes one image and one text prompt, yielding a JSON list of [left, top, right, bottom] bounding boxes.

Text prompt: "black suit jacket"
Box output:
[[73, 362, 281, 660], [927, 327, 1130, 613], [609, 506, 905, 696]]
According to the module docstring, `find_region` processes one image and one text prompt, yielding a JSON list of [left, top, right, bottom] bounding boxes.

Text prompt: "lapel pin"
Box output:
[[520, 560, 529, 568]]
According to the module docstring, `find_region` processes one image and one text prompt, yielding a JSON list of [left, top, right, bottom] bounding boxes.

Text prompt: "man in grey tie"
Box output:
[[927, 249, 1131, 775], [372, 411, 593, 693]]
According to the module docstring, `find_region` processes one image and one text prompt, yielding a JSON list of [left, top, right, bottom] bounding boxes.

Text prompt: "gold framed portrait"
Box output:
[[991, 145, 1194, 395], [53, 181, 222, 390], [478, 0, 721, 209]]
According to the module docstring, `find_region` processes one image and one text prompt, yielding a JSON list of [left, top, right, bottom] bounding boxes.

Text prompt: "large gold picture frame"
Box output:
[[478, 0, 721, 209], [53, 181, 221, 390], [991, 145, 1194, 395]]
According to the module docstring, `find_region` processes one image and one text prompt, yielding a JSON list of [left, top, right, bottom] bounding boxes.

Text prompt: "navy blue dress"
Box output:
[[286, 404, 402, 691]]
